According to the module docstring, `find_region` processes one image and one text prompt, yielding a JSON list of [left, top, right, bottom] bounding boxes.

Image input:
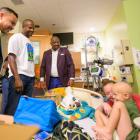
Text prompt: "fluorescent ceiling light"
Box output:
[[90, 27, 96, 32]]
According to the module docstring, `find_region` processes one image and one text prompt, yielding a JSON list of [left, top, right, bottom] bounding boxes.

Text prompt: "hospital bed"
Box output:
[[66, 87, 119, 140]]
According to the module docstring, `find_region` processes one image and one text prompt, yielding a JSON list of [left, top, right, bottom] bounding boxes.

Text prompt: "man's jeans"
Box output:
[[1, 77, 9, 114], [5, 74, 35, 115]]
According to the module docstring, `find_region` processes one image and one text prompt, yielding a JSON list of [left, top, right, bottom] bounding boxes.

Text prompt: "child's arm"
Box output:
[[96, 102, 112, 116], [102, 102, 112, 116]]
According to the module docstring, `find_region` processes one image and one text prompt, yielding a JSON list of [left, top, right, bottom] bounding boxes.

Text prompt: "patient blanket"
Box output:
[[52, 120, 92, 140], [14, 96, 62, 132], [58, 101, 95, 121]]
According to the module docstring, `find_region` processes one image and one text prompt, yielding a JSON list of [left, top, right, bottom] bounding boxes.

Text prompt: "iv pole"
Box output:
[[84, 41, 90, 89], [84, 36, 99, 90]]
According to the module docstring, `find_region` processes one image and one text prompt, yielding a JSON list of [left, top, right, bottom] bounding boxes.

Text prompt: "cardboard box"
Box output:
[[0, 115, 39, 140], [0, 124, 39, 140]]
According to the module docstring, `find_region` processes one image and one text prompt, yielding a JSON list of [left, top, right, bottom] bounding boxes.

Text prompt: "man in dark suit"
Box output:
[[40, 35, 75, 90]]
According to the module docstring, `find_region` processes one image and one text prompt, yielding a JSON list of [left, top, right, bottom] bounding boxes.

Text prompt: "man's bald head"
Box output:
[[22, 19, 34, 28], [22, 19, 34, 38], [0, 7, 18, 18]]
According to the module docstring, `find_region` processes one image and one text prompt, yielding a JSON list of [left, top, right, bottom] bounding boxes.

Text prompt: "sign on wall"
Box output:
[[32, 41, 40, 64], [132, 48, 140, 69]]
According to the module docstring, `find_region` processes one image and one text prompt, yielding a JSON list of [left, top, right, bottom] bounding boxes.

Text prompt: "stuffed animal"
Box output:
[[61, 87, 81, 110]]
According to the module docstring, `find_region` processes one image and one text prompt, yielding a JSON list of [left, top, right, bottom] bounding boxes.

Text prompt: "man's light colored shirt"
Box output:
[[51, 49, 59, 77], [8, 33, 35, 77]]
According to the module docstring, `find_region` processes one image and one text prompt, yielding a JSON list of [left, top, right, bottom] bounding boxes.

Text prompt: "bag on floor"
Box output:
[[14, 96, 62, 132]]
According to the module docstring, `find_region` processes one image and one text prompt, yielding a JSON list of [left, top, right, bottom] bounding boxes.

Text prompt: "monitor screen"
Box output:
[[53, 32, 73, 46], [91, 67, 99, 73]]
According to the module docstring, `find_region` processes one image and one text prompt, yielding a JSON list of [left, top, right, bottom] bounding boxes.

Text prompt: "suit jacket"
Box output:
[[40, 47, 75, 88]]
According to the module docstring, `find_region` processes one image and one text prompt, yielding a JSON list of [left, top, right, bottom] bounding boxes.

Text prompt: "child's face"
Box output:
[[103, 83, 114, 99], [112, 91, 125, 101], [112, 89, 129, 101]]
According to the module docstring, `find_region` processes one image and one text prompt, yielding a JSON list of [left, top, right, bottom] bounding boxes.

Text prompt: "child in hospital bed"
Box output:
[[93, 82, 140, 140], [97, 80, 115, 116]]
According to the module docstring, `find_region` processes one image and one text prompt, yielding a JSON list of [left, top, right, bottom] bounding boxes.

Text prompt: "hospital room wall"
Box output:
[[105, 3, 129, 84], [122, 0, 140, 93], [105, 1, 140, 93]]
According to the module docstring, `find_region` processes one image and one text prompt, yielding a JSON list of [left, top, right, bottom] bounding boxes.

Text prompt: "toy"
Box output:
[[61, 87, 81, 110]]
